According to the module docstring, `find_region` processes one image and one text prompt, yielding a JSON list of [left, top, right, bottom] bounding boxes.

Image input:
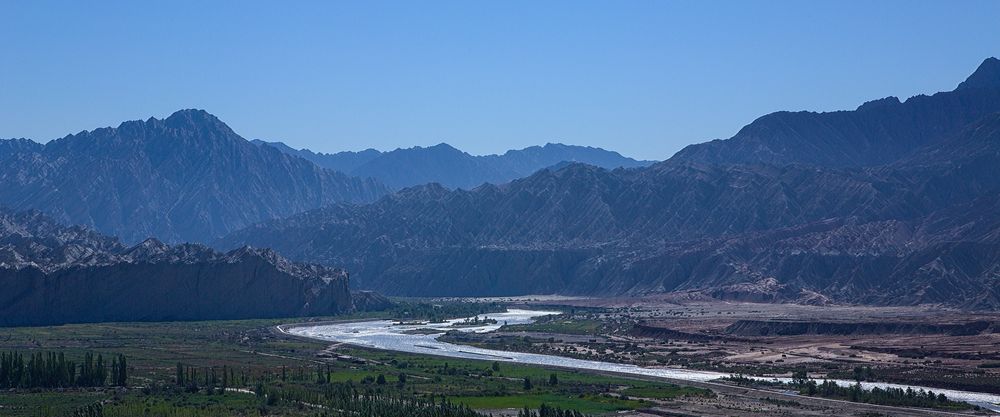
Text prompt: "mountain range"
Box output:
[[4, 58, 1000, 312], [672, 58, 1000, 167], [219, 58, 1000, 309], [0, 208, 355, 326], [0, 110, 389, 244], [0, 109, 650, 245], [252, 140, 653, 190]]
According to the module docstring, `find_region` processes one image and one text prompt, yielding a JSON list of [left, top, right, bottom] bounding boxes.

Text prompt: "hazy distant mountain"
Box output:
[[254, 141, 653, 189], [251, 140, 383, 173], [0, 208, 354, 326], [221, 58, 1000, 309], [0, 109, 389, 243]]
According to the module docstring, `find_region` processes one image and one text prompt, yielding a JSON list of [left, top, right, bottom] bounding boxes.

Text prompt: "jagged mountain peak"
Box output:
[[393, 142, 467, 155], [0, 110, 389, 243], [957, 57, 1000, 91], [224, 245, 272, 261], [0, 138, 42, 153], [72, 109, 222, 134], [161, 108, 235, 135], [856, 96, 901, 111], [511, 142, 574, 154], [123, 237, 170, 259], [49, 109, 238, 150], [135, 237, 168, 249], [165, 108, 219, 121], [428, 142, 460, 150]]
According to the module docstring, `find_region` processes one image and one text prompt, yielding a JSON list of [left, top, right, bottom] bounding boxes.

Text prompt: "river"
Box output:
[[283, 309, 1000, 412]]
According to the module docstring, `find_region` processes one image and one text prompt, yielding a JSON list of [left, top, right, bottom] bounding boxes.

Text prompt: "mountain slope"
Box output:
[[256, 141, 653, 189], [669, 58, 1000, 168], [220, 61, 1000, 308], [222, 134, 1000, 306], [0, 208, 354, 326], [0, 110, 389, 243]]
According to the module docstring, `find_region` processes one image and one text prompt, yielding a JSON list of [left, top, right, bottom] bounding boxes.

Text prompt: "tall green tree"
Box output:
[[176, 362, 184, 386]]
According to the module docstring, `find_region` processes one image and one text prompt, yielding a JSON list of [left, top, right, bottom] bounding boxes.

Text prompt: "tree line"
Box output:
[[0, 350, 127, 389], [517, 403, 587, 417], [311, 381, 589, 417], [805, 379, 970, 410], [723, 372, 972, 411]]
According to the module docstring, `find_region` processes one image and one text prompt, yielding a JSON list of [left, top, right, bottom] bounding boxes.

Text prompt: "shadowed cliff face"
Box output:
[[0, 254, 352, 326], [219, 59, 1000, 309], [0, 209, 353, 326], [0, 109, 389, 244]]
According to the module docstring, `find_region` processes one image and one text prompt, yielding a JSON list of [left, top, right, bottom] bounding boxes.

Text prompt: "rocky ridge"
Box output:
[[0, 208, 354, 326]]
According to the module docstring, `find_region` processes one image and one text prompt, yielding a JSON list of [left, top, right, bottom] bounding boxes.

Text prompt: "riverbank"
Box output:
[[284, 308, 1000, 415]]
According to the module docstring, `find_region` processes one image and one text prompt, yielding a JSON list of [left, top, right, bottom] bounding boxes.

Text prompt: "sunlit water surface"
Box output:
[[285, 309, 1000, 412]]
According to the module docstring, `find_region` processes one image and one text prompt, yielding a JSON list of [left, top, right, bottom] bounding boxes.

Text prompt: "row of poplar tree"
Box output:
[[0, 351, 127, 388]]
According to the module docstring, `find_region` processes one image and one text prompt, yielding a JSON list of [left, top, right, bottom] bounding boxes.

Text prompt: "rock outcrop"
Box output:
[[0, 209, 354, 326]]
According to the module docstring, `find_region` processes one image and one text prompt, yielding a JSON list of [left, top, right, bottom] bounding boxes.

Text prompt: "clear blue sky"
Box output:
[[2, 1, 998, 160]]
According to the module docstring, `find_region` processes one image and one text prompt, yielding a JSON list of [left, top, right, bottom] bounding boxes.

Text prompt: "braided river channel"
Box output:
[[283, 309, 1000, 412]]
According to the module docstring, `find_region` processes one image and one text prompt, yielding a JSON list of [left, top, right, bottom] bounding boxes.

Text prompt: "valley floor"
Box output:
[[0, 299, 997, 416], [449, 297, 1000, 413]]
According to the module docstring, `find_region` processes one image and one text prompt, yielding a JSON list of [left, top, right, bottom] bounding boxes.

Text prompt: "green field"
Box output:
[[499, 316, 605, 335], [450, 393, 645, 413]]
